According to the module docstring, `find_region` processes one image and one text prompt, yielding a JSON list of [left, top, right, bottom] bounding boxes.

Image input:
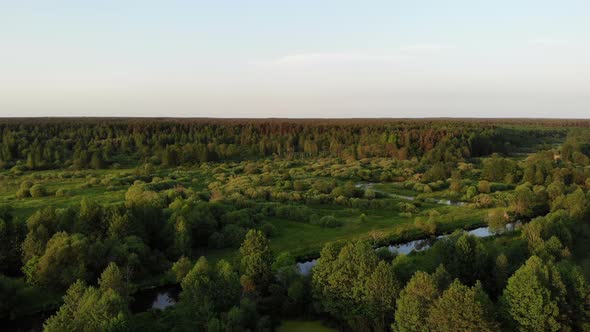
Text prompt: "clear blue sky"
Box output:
[[1, 0, 589, 117]]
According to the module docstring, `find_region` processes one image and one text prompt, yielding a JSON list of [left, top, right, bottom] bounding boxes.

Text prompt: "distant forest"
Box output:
[[0, 118, 577, 171]]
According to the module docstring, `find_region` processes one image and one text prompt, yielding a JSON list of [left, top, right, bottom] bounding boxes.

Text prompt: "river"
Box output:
[[296, 222, 517, 275]]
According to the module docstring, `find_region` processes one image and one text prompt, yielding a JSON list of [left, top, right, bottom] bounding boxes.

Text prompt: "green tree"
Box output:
[[365, 261, 400, 331], [178, 256, 218, 330], [312, 241, 379, 330], [33, 232, 89, 289], [500, 256, 560, 332], [486, 209, 508, 234], [393, 271, 439, 332], [211, 259, 241, 312], [90, 151, 105, 169], [44, 280, 130, 332], [171, 256, 192, 283], [427, 280, 497, 332], [449, 170, 462, 192], [239, 230, 273, 294], [22, 207, 59, 263], [0, 206, 24, 274], [99, 262, 131, 297]]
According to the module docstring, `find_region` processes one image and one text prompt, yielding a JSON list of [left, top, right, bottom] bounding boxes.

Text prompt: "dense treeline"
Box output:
[[0, 119, 567, 171]]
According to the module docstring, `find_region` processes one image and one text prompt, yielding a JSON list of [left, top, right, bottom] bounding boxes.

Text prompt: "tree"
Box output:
[[0, 206, 24, 274], [312, 240, 379, 330], [90, 152, 105, 169], [493, 254, 510, 297], [427, 280, 497, 332], [162, 145, 179, 167], [33, 232, 89, 289], [510, 184, 536, 218], [177, 257, 241, 330], [181, 256, 211, 303], [76, 198, 105, 236], [44, 280, 130, 332], [171, 256, 192, 282], [556, 261, 590, 330], [393, 271, 439, 332], [449, 170, 462, 192], [500, 256, 560, 332], [22, 207, 59, 262], [239, 230, 273, 294], [99, 262, 130, 297], [365, 261, 400, 331], [442, 233, 488, 285], [486, 209, 508, 234], [173, 216, 191, 256], [211, 259, 241, 312], [565, 188, 588, 220]]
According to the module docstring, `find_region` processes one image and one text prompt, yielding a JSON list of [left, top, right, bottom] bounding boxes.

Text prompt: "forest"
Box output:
[[1, 118, 590, 332]]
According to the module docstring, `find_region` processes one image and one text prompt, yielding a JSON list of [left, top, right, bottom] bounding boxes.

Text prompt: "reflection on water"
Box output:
[[296, 222, 517, 275], [152, 292, 177, 310], [130, 284, 180, 313]]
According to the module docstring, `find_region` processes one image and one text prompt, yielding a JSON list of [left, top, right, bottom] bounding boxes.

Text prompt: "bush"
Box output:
[[415, 217, 437, 236], [293, 180, 308, 191], [55, 188, 67, 197], [16, 188, 30, 199], [311, 215, 343, 228], [20, 180, 34, 190], [478, 180, 491, 193], [29, 184, 47, 198], [261, 223, 277, 237]]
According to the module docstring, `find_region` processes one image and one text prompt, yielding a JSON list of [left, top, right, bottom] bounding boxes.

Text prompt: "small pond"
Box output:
[[130, 284, 181, 313]]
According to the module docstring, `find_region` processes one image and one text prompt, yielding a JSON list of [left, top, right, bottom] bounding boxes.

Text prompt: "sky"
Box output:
[[1, 0, 589, 118]]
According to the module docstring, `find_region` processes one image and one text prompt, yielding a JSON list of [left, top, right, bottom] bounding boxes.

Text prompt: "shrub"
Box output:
[[16, 188, 31, 199], [293, 180, 308, 191], [29, 184, 46, 198], [312, 215, 343, 228], [55, 188, 67, 197], [261, 223, 277, 237], [415, 217, 437, 236], [478, 180, 491, 193], [20, 180, 34, 190]]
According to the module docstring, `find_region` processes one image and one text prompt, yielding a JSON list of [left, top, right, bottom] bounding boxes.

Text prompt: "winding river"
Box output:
[[296, 222, 517, 275]]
